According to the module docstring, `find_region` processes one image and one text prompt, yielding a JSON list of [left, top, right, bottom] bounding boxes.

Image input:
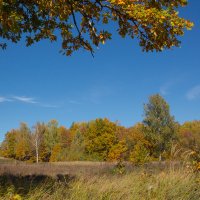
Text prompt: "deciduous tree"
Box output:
[[0, 129, 17, 158], [0, 0, 193, 55], [143, 94, 177, 160], [85, 118, 118, 160], [44, 120, 61, 161], [15, 123, 31, 161], [31, 122, 46, 163], [178, 121, 200, 162]]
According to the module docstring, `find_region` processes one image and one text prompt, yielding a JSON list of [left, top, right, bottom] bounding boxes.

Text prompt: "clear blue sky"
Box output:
[[0, 1, 199, 141]]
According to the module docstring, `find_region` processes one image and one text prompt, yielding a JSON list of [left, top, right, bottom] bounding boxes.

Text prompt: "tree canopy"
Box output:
[[0, 0, 193, 55], [143, 94, 177, 159]]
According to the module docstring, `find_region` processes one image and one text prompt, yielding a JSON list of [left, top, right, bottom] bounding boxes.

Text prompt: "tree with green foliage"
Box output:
[[0, 0, 193, 55], [44, 120, 61, 161], [143, 94, 177, 160], [65, 122, 87, 161], [69, 129, 86, 161]]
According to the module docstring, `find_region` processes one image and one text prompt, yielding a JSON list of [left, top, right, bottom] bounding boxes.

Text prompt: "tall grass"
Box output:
[[28, 171, 199, 200], [0, 164, 199, 200]]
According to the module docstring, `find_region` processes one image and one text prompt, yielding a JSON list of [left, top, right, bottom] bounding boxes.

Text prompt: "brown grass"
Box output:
[[0, 161, 117, 177], [0, 160, 182, 177], [0, 159, 198, 200]]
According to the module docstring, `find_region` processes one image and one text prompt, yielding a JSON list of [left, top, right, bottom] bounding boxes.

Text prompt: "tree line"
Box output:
[[0, 94, 199, 164]]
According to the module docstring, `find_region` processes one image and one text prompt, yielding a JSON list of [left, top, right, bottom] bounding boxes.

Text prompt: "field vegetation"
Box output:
[[0, 160, 199, 200]]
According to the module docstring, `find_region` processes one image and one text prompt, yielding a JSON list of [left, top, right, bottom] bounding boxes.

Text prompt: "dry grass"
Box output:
[[0, 157, 17, 164], [0, 161, 118, 177], [0, 160, 199, 200], [0, 160, 182, 177], [62, 171, 200, 200]]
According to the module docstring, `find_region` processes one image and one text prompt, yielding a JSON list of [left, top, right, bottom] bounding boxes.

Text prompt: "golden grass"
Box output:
[[1, 170, 198, 200], [0, 161, 199, 200]]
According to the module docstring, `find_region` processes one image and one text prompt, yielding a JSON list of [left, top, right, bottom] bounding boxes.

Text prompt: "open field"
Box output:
[[0, 161, 119, 177], [0, 160, 200, 200], [0, 159, 183, 176], [0, 157, 18, 164]]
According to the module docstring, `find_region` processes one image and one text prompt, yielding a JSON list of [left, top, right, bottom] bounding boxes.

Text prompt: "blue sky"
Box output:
[[0, 1, 200, 141]]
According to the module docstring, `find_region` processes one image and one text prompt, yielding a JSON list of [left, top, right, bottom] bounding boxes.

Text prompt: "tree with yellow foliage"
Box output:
[[15, 123, 31, 161], [178, 121, 200, 163], [84, 118, 118, 161], [0, 0, 193, 55], [0, 129, 17, 158]]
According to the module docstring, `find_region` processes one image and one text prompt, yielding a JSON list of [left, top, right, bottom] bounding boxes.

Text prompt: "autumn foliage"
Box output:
[[0, 0, 193, 55], [0, 94, 199, 165]]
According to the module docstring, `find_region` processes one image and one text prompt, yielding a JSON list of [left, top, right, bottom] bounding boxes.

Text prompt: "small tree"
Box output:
[[178, 121, 200, 163], [130, 142, 150, 164], [15, 123, 32, 161], [0, 129, 17, 158], [143, 94, 177, 160], [44, 120, 61, 161], [31, 122, 46, 163]]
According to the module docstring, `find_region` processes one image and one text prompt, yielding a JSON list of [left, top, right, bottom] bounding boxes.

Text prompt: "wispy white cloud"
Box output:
[[12, 96, 37, 104], [0, 97, 8, 103], [0, 96, 12, 103], [186, 85, 200, 100], [0, 95, 59, 108], [0, 97, 6, 103]]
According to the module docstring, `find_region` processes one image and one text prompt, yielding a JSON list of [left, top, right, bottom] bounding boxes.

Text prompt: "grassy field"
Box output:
[[0, 157, 18, 164], [0, 159, 199, 200]]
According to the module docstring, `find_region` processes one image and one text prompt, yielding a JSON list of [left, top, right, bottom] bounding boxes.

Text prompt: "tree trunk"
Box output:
[[35, 138, 39, 163]]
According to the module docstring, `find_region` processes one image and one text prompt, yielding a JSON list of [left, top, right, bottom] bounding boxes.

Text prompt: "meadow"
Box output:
[[0, 157, 199, 200]]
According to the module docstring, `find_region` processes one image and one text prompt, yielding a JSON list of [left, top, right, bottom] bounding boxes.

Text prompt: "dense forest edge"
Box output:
[[0, 94, 199, 171]]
